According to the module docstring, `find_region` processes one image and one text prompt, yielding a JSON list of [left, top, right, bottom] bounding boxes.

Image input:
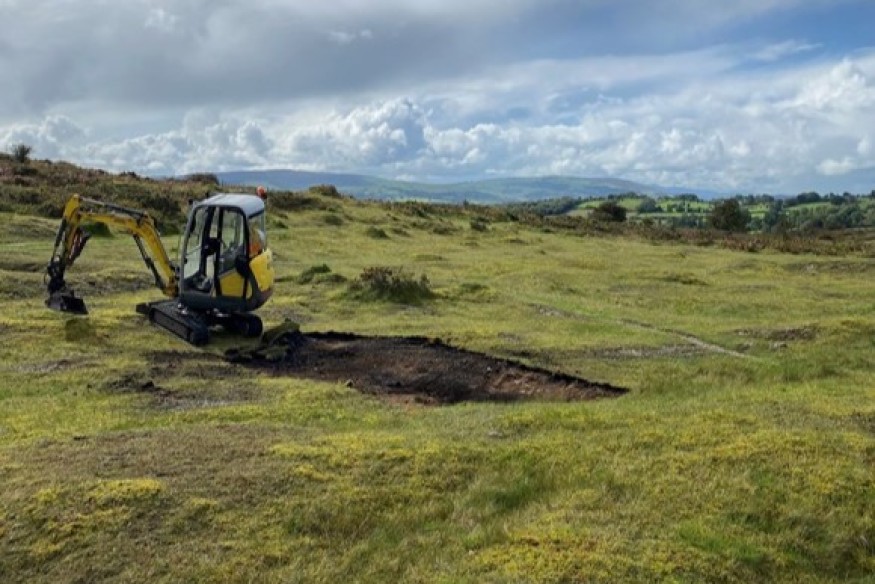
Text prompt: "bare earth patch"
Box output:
[[228, 331, 627, 405]]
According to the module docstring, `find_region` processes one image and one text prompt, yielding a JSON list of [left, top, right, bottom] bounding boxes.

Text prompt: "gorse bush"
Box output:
[[349, 266, 435, 304]]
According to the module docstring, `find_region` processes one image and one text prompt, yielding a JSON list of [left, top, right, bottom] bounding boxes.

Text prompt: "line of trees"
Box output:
[[502, 196, 582, 216]]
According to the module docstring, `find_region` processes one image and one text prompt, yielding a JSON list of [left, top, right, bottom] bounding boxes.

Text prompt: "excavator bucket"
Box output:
[[46, 290, 88, 314]]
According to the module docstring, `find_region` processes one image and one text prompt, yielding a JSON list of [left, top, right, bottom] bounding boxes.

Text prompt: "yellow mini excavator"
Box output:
[[46, 192, 275, 344]]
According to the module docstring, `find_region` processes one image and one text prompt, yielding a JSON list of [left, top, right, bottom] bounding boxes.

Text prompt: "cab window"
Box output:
[[183, 206, 208, 279], [218, 209, 245, 274], [248, 212, 266, 258]]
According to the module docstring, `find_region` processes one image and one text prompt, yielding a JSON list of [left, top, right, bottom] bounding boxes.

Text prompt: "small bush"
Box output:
[[186, 172, 220, 185], [636, 198, 660, 213], [708, 199, 751, 232], [10, 143, 32, 164], [458, 282, 488, 294], [365, 226, 389, 239], [349, 266, 434, 304], [323, 213, 344, 226], [64, 317, 97, 343], [269, 193, 328, 211], [297, 264, 332, 284], [659, 272, 709, 286], [591, 201, 627, 223], [470, 218, 489, 232], [432, 224, 459, 235], [453, 282, 493, 301], [309, 184, 342, 198]]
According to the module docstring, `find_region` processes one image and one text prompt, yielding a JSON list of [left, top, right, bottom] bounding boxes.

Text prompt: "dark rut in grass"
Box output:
[[228, 331, 627, 405]]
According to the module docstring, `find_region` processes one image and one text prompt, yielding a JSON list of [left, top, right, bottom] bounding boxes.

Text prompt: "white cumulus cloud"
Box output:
[[2, 0, 875, 193], [0, 116, 87, 159]]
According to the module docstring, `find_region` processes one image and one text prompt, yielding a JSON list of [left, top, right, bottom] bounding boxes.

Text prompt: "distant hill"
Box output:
[[211, 169, 699, 203]]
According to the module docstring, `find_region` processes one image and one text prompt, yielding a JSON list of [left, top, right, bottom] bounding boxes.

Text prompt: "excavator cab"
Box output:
[[178, 194, 274, 315]]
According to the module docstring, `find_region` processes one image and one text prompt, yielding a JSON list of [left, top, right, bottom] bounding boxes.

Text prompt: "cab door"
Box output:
[[180, 205, 250, 311], [180, 205, 214, 298], [215, 208, 250, 304]]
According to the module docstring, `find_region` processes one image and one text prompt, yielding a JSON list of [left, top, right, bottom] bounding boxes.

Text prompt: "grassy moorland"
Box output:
[[0, 159, 874, 582]]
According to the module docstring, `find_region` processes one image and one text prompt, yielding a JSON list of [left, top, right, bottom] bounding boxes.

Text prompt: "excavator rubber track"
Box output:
[[136, 300, 209, 345]]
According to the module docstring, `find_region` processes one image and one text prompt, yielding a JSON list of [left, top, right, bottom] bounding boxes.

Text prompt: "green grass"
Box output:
[[1, 187, 875, 583]]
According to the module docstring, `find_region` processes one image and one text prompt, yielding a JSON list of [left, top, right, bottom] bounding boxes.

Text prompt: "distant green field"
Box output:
[[790, 202, 832, 212], [572, 194, 875, 233], [577, 196, 649, 211], [1, 180, 874, 582], [577, 197, 708, 211]]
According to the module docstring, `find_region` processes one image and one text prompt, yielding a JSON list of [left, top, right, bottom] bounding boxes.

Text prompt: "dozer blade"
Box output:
[[137, 300, 209, 345], [46, 291, 88, 314]]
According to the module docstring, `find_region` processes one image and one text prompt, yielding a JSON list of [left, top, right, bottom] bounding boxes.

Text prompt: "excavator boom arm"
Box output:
[[46, 195, 179, 313]]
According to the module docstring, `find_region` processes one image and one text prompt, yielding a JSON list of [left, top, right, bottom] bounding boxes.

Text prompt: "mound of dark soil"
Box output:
[[229, 331, 627, 405]]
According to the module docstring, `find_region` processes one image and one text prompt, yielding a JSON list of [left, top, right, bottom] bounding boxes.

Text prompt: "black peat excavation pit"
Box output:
[[227, 331, 628, 405]]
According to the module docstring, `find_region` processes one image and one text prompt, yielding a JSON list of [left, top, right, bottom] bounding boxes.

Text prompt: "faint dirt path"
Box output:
[[619, 319, 750, 359], [528, 302, 749, 359]]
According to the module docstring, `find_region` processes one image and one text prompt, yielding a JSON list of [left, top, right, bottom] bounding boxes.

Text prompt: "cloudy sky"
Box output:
[[2, 0, 875, 193]]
